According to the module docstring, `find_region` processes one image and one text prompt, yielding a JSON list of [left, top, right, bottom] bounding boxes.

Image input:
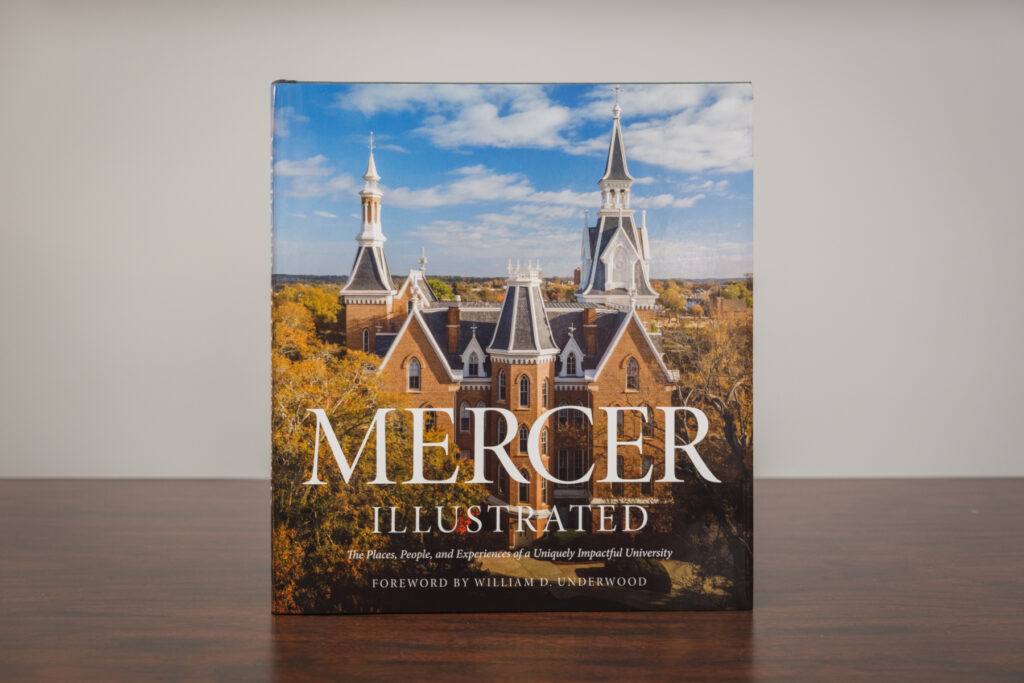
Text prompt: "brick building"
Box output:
[[342, 101, 680, 545]]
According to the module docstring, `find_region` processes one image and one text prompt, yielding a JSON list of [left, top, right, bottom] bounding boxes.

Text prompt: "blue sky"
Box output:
[[272, 83, 752, 279]]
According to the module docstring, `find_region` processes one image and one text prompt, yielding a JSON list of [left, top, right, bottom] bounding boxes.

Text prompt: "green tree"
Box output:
[[427, 278, 454, 300]]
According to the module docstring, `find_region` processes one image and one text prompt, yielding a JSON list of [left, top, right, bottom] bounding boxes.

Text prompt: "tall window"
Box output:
[[497, 370, 506, 401], [518, 425, 529, 454], [541, 479, 548, 505], [541, 428, 549, 457], [542, 379, 549, 408], [574, 401, 584, 427], [642, 405, 654, 437], [558, 401, 569, 428], [566, 353, 577, 376], [642, 456, 654, 495], [499, 469, 507, 494], [518, 469, 530, 505], [459, 401, 470, 432], [626, 358, 639, 390], [612, 455, 625, 497], [361, 328, 370, 352], [519, 375, 530, 407], [424, 408, 436, 431], [615, 409, 624, 435], [497, 416, 507, 443], [468, 352, 480, 377], [557, 449, 569, 481], [408, 358, 421, 391]]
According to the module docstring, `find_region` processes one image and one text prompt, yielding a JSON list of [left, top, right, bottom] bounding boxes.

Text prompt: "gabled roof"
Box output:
[[378, 308, 458, 381], [341, 246, 395, 293], [592, 310, 676, 383]]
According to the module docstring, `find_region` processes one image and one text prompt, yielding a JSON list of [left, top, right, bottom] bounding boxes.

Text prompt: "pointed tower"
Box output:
[[577, 87, 658, 321], [485, 261, 556, 531], [342, 134, 399, 352]]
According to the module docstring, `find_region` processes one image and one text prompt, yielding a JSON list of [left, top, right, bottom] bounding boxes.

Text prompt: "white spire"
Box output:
[[363, 132, 380, 182], [613, 84, 622, 120], [418, 246, 428, 272]]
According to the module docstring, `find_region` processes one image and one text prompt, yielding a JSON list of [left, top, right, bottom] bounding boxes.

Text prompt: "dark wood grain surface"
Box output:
[[0, 479, 1021, 681]]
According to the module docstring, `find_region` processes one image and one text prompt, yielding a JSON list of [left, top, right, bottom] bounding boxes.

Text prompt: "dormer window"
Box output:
[[468, 352, 479, 376]]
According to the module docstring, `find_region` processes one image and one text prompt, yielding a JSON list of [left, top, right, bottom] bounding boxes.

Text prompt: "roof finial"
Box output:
[[418, 246, 427, 271], [369, 131, 375, 154], [584, 209, 589, 227], [567, 323, 576, 338], [470, 322, 478, 338], [612, 84, 622, 119]]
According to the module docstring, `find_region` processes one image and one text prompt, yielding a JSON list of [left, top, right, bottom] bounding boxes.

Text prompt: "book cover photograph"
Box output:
[[271, 82, 753, 614]]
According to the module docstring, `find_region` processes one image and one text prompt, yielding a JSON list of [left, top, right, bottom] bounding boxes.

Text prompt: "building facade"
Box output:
[[341, 104, 679, 545]]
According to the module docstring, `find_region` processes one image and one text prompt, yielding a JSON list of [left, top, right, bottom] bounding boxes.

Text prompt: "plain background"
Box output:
[[1, 0, 1021, 478]]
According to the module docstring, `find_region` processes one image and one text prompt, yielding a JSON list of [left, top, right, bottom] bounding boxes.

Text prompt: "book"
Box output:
[[271, 82, 753, 613]]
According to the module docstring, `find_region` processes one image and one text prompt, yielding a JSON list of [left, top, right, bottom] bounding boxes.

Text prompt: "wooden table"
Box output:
[[0, 480, 1020, 681]]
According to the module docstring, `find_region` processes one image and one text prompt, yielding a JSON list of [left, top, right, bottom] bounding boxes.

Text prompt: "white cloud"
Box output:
[[633, 193, 706, 209], [338, 84, 572, 150], [574, 85, 753, 174], [286, 173, 358, 199], [579, 84, 714, 120], [288, 213, 306, 219], [385, 165, 597, 209], [377, 143, 409, 153], [273, 155, 330, 177], [274, 106, 309, 137], [313, 210, 337, 218]]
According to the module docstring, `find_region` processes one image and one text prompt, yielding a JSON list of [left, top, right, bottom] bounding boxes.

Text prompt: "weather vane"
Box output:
[[369, 131, 374, 153]]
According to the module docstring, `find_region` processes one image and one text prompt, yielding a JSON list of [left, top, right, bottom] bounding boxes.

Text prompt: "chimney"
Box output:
[[447, 305, 460, 354], [582, 307, 597, 355], [573, 267, 582, 286]]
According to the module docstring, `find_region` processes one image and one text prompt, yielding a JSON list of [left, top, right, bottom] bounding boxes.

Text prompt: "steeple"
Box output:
[[358, 132, 384, 246], [343, 133, 396, 296], [599, 85, 634, 213], [578, 87, 658, 315]]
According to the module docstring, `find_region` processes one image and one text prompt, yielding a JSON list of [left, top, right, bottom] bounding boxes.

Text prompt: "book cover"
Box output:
[[271, 83, 753, 613]]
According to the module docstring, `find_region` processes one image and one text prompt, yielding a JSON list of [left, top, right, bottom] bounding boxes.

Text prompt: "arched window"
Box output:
[[518, 468, 530, 505], [497, 370, 506, 401], [541, 427, 549, 457], [408, 358, 421, 391], [574, 401, 584, 427], [519, 375, 530, 407], [468, 352, 480, 377], [518, 425, 529, 454], [558, 401, 569, 428], [497, 416, 507, 443], [459, 401, 470, 432], [626, 357, 639, 390], [542, 378, 549, 408], [361, 328, 370, 353], [566, 353, 577, 376]]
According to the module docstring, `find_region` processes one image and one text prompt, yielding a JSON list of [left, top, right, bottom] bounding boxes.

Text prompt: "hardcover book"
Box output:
[[271, 82, 753, 613]]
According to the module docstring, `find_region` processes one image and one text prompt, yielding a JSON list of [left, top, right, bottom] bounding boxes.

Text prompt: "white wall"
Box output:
[[1, 0, 1021, 478]]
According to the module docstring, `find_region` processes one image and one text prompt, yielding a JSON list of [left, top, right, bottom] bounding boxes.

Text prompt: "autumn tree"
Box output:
[[271, 290, 488, 613]]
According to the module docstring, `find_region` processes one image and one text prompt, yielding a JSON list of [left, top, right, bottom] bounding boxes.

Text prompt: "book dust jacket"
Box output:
[[271, 83, 753, 613]]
